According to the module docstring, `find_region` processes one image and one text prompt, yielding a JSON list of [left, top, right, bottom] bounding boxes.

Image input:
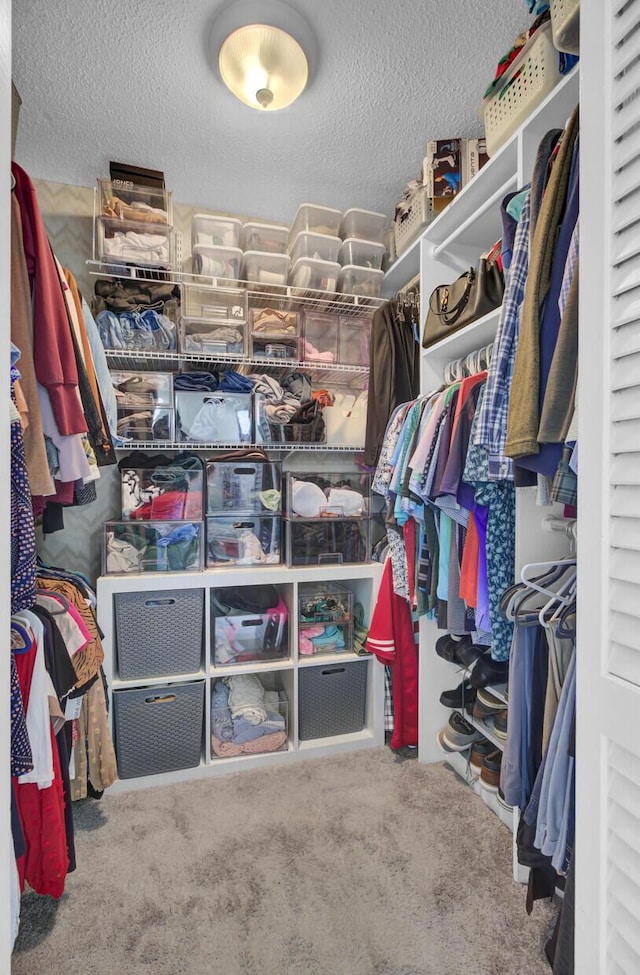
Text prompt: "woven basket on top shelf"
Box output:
[[393, 186, 438, 257]]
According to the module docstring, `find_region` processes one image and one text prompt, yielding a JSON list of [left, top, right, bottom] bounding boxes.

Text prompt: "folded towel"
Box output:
[[211, 734, 243, 758], [225, 674, 267, 725]]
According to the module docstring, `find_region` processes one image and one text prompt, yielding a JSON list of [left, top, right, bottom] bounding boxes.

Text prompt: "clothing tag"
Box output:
[[68, 747, 76, 780], [65, 696, 83, 721]]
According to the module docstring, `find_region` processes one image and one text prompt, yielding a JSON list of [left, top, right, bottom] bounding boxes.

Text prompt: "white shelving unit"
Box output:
[[380, 66, 580, 860], [97, 558, 384, 793]]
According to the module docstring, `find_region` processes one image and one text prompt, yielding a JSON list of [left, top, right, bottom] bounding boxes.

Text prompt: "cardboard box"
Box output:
[[463, 138, 489, 185], [424, 139, 464, 198]]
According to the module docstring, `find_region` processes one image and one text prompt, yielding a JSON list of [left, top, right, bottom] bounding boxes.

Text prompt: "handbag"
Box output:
[[422, 244, 504, 349]]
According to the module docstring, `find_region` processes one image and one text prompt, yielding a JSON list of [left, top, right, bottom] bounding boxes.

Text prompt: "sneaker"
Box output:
[[434, 633, 473, 664], [457, 643, 488, 669], [472, 691, 505, 721], [442, 712, 481, 751], [480, 749, 502, 792], [476, 687, 506, 712], [469, 656, 510, 690], [436, 728, 457, 754], [469, 737, 493, 774], [439, 680, 476, 710], [493, 709, 508, 740]]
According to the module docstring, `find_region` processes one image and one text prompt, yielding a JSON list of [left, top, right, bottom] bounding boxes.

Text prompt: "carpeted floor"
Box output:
[[12, 749, 555, 975]]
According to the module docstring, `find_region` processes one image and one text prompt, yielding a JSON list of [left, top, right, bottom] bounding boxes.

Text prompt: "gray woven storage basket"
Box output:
[[115, 588, 204, 679], [298, 660, 367, 740]]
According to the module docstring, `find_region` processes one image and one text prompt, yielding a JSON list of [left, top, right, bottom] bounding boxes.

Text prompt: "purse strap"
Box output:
[[429, 268, 475, 327]]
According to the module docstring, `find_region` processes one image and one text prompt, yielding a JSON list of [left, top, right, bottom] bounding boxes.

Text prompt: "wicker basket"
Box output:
[[298, 660, 367, 740], [393, 186, 437, 257], [551, 0, 579, 55], [483, 22, 562, 157]]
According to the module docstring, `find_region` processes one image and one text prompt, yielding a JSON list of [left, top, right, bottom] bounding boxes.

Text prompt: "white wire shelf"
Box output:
[[114, 441, 365, 453], [87, 261, 385, 319]]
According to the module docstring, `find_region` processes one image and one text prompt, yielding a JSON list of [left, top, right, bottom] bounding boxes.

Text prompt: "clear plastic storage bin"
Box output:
[[302, 311, 339, 362], [97, 178, 172, 228], [206, 460, 282, 515], [179, 318, 246, 356], [250, 308, 300, 336], [211, 676, 288, 758], [120, 463, 204, 521], [175, 391, 253, 444], [288, 204, 342, 247], [211, 588, 289, 666], [116, 407, 174, 443], [339, 315, 372, 365], [115, 588, 204, 679], [192, 244, 242, 282], [114, 679, 204, 778], [340, 208, 386, 244], [104, 520, 204, 574], [256, 396, 326, 445], [181, 283, 247, 323], [298, 582, 354, 656], [289, 257, 340, 294], [192, 213, 242, 249], [110, 371, 173, 408], [323, 391, 368, 447], [338, 265, 384, 297], [339, 238, 386, 270], [241, 251, 290, 286], [206, 515, 281, 567], [95, 217, 174, 269], [240, 222, 289, 254], [289, 231, 342, 264], [250, 334, 299, 360], [286, 472, 371, 519]]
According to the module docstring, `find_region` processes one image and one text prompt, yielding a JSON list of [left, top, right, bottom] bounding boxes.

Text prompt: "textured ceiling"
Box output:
[[12, 0, 529, 225]]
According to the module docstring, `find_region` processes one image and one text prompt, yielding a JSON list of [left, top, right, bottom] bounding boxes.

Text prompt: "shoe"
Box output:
[[435, 633, 473, 664], [469, 656, 510, 689], [439, 680, 476, 710], [442, 712, 481, 751], [457, 643, 488, 669], [436, 728, 457, 754], [469, 737, 493, 773], [480, 749, 502, 792], [493, 709, 508, 740], [497, 787, 512, 812], [476, 687, 507, 711], [472, 691, 505, 721]]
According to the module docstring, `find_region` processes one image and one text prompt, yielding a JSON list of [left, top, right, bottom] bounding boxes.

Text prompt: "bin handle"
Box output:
[[145, 694, 176, 704], [321, 667, 346, 676], [241, 618, 263, 627], [144, 598, 176, 608]]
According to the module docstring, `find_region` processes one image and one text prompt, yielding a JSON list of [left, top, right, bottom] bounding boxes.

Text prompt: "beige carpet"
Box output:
[[12, 749, 555, 975]]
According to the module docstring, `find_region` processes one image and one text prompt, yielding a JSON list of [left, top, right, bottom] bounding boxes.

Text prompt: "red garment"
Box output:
[[11, 163, 87, 436], [459, 510, 480, 608], [14, 634, 69, 899], [403, 518, 417, 609], [129, 489, 204, 521], [366, 559, 419, 750]]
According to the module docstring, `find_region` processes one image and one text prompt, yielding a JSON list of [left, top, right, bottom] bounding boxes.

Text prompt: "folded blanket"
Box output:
[[225, 674, 267, 725], [211, 680, 234, 740], [211, 730, 287, 758], [211, 734, 243, 758]]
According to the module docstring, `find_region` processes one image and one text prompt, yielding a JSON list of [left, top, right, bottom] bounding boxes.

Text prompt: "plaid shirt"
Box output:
[[474, 190, 531, 478], [559, 217, 579, 318]]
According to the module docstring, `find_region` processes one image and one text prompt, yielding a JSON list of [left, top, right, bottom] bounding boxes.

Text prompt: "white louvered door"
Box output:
[[578, 1, 640, 970]]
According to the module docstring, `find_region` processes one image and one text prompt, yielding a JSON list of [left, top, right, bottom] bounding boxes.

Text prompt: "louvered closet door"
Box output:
[[578, 1, 640, 970]]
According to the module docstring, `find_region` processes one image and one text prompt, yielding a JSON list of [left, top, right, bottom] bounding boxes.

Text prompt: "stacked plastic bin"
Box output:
[[205, 455, 283, 568], [94, 178, 175, 270], [287, 204, 342, 294], [284, 471, 371, 567], [337, 208, 386, 298]]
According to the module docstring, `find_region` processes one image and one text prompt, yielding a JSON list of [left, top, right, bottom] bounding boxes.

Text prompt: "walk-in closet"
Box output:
[[3, 0, 640, 972]]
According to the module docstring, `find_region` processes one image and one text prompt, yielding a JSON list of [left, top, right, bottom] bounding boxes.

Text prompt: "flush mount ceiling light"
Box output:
[[210, 0, 317, 111]]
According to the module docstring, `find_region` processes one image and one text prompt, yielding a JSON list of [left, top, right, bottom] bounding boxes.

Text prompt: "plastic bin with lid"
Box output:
[[181, 283, 247, 323], [301, 311, 339, 363], [192, 213, 242, 248], [241, 251, 290, 286], [289, 231, 342, 264], [110, 371, 173, 408], [192, 244, 242, 283], [97, 178, 172, 228], [339, 208, 386, 244], [288, 204, 342, 247], [339, 238, 386, 270], [290, 257, 340, 295], [338, 265, 383, 298], [240, 221, 288, 254], [179, 318, 246, 356]]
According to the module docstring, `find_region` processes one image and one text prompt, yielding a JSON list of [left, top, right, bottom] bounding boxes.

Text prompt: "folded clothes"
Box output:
[[219, 370, 255, 393], [310, 624, 345, 650], [299, 625, 324, 655], [211, 729, 287, 758], [225, 674, 267, 725], [211, 680, 234, 740], [102, 231, 170, 264], [282, 373, 312, 402], [184, 328, 243, 354], [251, 309, 298, 334], [97, 308, 177, 352], [173, 372, 219, 392], [103, 195, 168, 225], [302, 338, 335, 362]]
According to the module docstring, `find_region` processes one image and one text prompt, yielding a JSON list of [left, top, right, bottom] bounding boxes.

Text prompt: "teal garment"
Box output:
[[506, 188, 529, 223], [392, 400, 423, 525], [436, 513, 451, 602]]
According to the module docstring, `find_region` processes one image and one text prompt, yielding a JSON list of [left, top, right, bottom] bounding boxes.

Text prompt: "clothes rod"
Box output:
[[432, 177, 518, 261]]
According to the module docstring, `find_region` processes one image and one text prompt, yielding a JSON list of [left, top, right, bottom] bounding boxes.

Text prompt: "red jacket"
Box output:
[[12, 163, 86, 436]]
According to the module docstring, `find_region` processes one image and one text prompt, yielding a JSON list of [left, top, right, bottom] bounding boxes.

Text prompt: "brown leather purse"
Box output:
[[422, 244, 504, 349]]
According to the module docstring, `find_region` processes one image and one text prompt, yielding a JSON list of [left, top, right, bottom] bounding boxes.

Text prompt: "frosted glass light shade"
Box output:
[[219, 23, 309, 111]]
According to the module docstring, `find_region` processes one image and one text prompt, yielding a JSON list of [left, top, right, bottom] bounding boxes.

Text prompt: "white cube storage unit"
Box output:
[[97, 564, 384, 790]]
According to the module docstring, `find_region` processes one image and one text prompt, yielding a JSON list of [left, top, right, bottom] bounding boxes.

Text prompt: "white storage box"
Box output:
[[192, 244, 242, 282], [289, 231, 342, 264], [240, 222, 289, 254], [338, 265, 383, 298], [339, 238, 386, 270], [241, 251, 290, 286], [340, 208, 386, 244], [192, 213, 242, 248], [289, 257, 340, 294], [288, 204, 342, 246], [483, 22, 563, 157], [181, 283, 247, 323]]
